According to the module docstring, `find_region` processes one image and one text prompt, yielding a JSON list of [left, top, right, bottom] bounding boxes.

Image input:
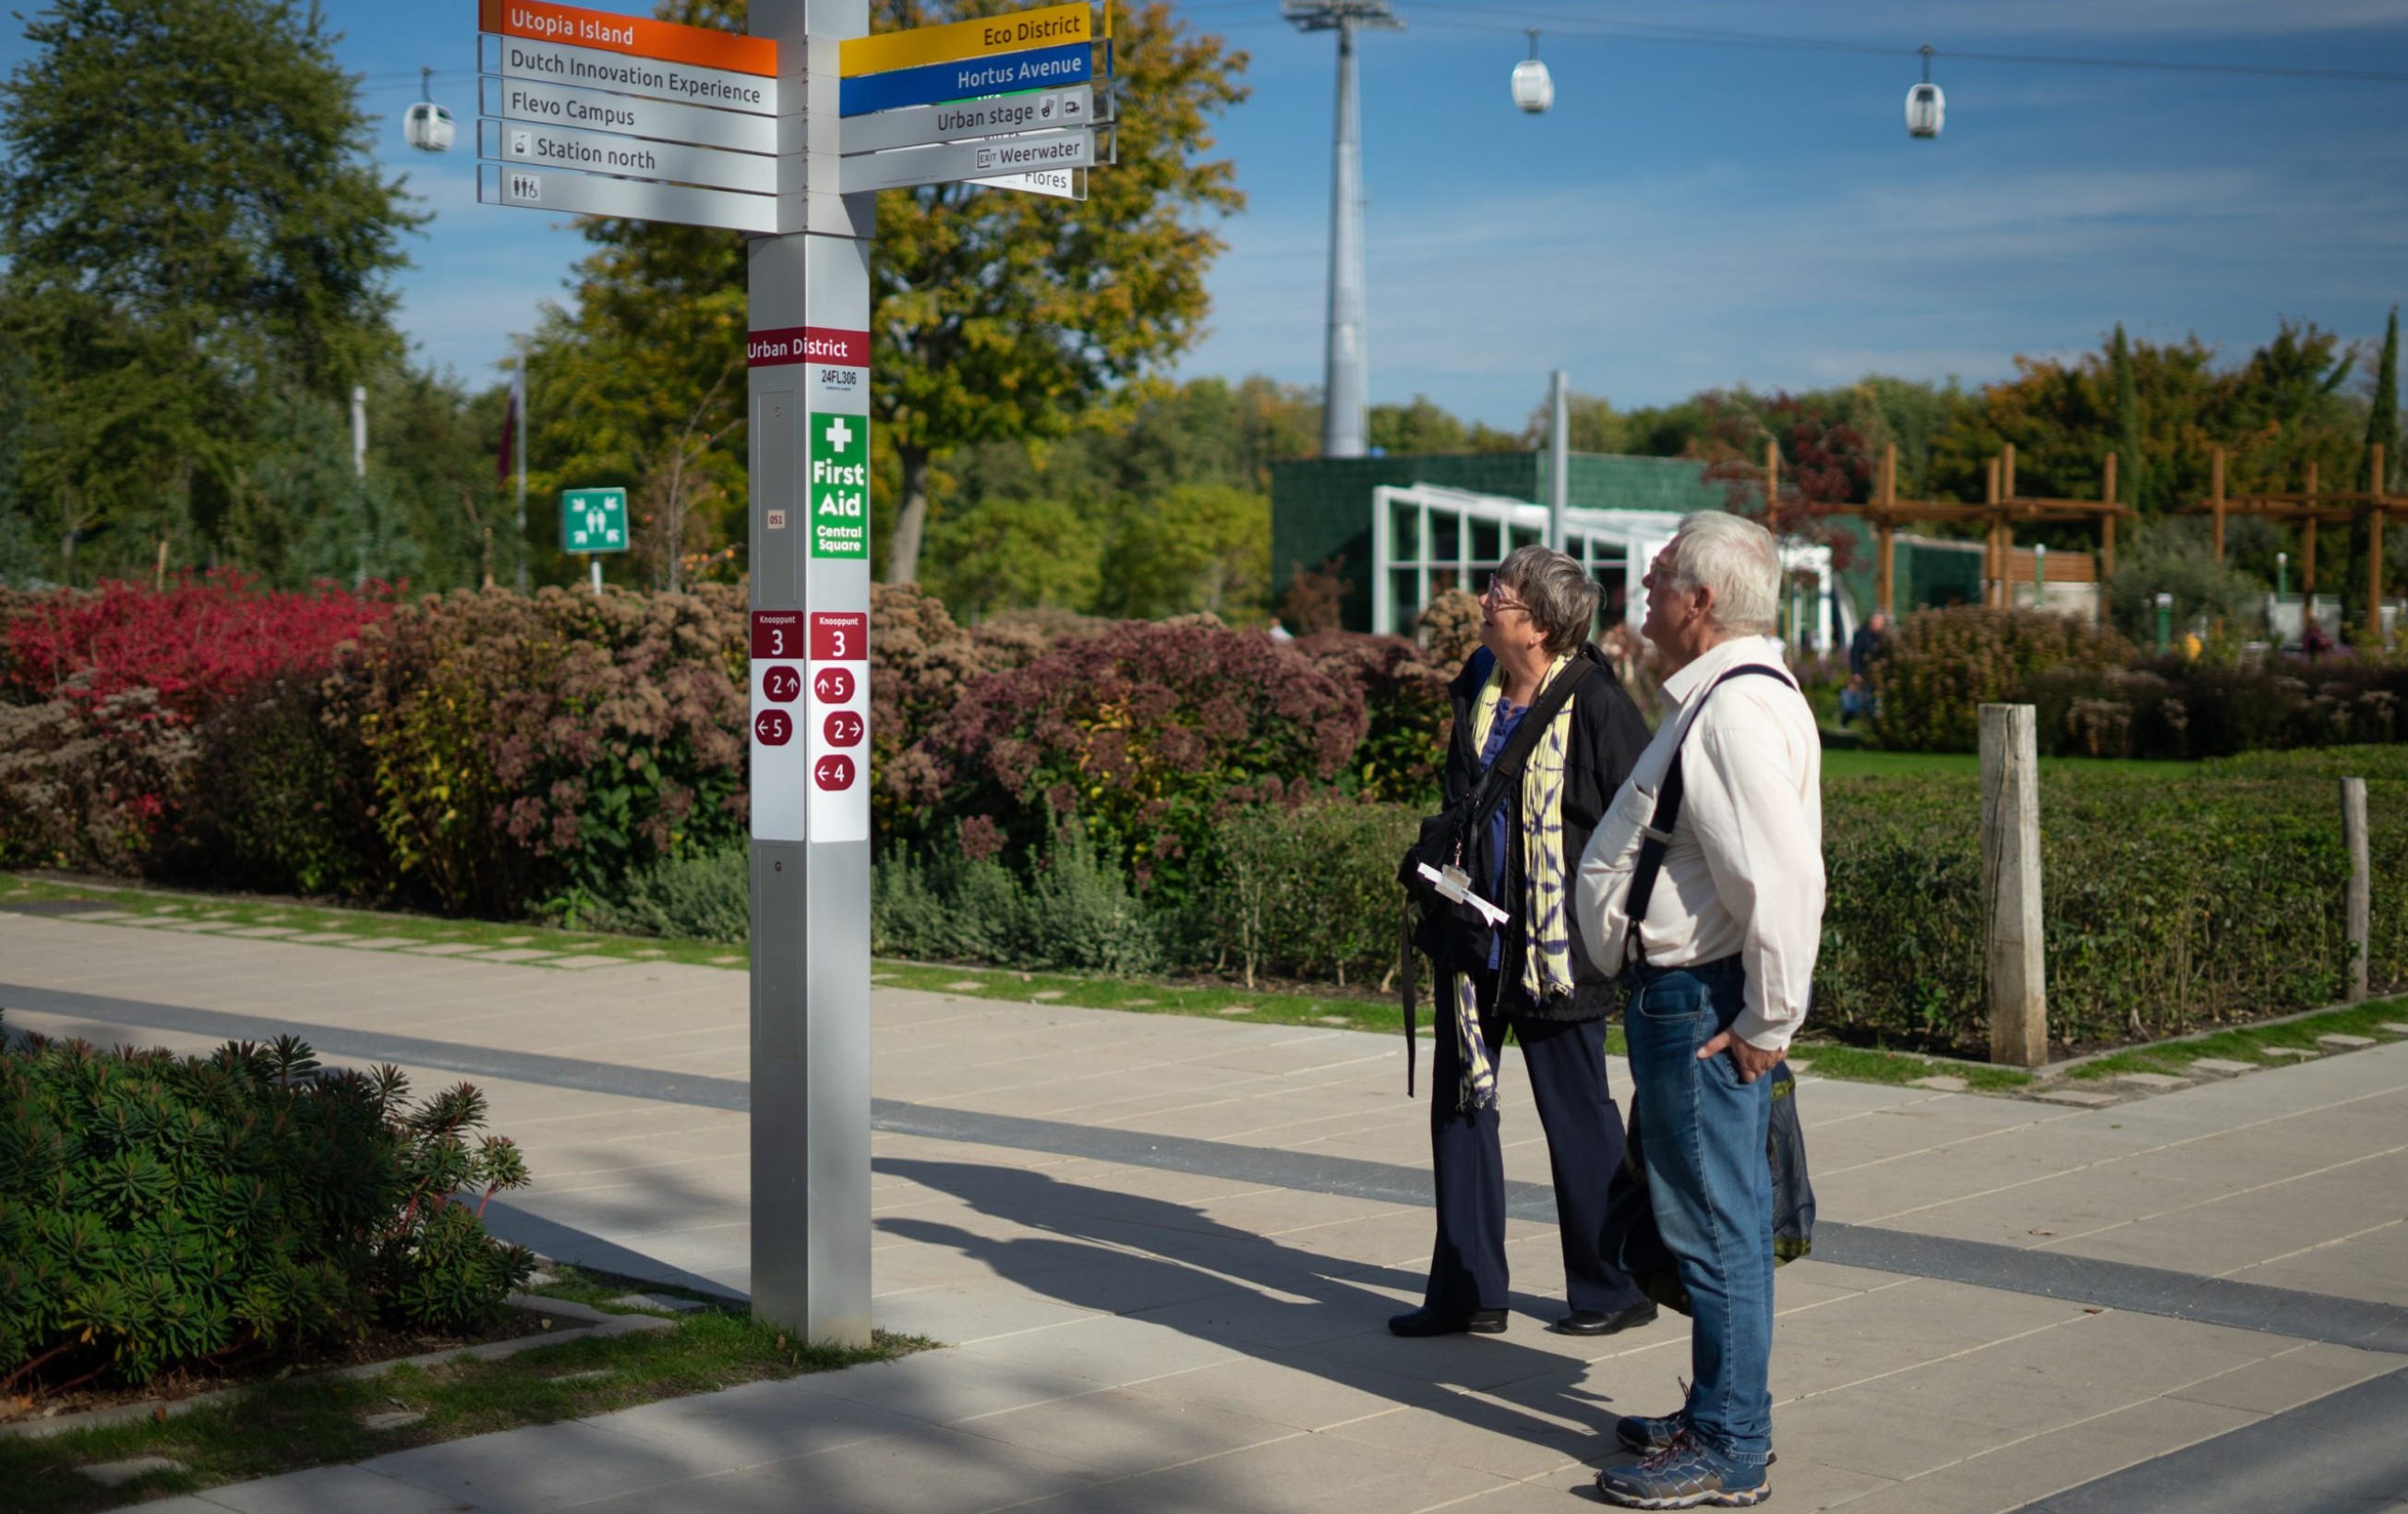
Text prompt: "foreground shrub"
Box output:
[[1871, 607, 2133, 752], [0, 1028, 532, 1390]]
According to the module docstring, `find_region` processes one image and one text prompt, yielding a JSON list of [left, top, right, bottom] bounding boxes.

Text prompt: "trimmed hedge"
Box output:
[[0, 1027, 533, 1390]]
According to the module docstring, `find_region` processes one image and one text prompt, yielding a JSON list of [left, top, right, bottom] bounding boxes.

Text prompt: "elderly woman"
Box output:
[[1390, 544, 1659, 1340]]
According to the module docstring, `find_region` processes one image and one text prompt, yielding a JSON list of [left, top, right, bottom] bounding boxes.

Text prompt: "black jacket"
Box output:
[[1443, 642, 1653, 1023]]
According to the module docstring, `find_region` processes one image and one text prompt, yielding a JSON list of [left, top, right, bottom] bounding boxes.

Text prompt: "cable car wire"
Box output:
[[1179, 0, 2408, 85]]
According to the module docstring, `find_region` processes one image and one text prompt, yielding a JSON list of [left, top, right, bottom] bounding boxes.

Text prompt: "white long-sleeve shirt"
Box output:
[[1624, 634, 1824, 1050]]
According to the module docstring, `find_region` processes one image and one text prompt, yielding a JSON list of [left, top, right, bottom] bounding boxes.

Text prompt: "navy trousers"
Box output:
[[1423, 979, 1649, 1316]]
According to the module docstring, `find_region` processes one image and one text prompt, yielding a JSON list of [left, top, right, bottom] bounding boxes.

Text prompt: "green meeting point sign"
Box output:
[[561, 487, 631, 554]]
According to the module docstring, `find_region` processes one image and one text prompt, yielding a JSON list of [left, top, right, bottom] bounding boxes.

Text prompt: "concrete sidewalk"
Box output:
[[3, 909, 2404, 1514]]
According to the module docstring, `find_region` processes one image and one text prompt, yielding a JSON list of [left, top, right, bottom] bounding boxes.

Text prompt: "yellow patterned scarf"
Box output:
[[1450, 655, 1580, 1110]]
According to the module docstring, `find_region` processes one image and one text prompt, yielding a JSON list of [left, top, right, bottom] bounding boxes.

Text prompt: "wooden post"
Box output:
[[1985, 457, 2004, 607], [1764, 439, 1779, 519], [2210, 445, 2226, 562], [2305, 461, 2319, 597], [2100, 453, 2118, 624], [2343, 776, 2369, 1003], [1877, 443, 1897, 616], [1981, 703, 2048, 1066]]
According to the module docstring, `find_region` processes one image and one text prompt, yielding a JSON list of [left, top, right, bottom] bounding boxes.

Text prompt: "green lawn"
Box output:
[[1820, 748, 2204, 780], [0, 1266, 929, 1514]]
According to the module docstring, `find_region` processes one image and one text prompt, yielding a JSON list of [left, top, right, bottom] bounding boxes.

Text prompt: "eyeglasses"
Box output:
[[1480, 578, 1532, 617]]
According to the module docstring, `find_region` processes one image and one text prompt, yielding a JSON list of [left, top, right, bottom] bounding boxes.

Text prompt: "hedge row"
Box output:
[[1870, 606, 2408, 759], [0, 579, 1445, 921]]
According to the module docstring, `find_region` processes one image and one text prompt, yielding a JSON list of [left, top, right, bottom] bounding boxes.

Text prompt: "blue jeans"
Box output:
[[1624, 956, 1775, 1469]]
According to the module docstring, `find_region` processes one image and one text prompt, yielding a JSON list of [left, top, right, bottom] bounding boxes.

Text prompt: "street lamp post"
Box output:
[[2155, 591, 2173, 656]]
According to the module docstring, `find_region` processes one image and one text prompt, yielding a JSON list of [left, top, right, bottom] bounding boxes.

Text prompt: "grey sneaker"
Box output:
[[1595, 1433, 1770, 1509]]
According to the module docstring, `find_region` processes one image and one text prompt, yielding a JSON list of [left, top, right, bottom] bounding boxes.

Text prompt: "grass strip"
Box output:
[[2063, 997, 2408, 1081], [15, 871, 2398, 1097], [0, 1266, 933, 1514]]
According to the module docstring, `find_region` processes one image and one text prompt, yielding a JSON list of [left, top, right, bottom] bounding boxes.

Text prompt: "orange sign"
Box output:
[[477, 0, 776, 77]]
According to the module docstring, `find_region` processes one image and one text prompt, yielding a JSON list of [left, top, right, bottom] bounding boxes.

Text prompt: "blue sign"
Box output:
[[840, 42, 1090, 117]]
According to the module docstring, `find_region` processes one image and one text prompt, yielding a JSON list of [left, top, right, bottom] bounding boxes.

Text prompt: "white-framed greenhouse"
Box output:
[[1371, 482, 1851, 652]]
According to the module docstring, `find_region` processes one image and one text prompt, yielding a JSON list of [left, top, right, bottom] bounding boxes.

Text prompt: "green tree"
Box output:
[[2366, 306, 2400, 493], [534, 0, 1248, 591], [873, 0, 1248, 584], [1094, 482, 1269, 620], [922, 495, 1103, 619], [2112, 323, 2146, 511], [0, 0, 421, 582]]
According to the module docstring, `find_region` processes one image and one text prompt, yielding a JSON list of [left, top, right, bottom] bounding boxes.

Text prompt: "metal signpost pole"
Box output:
[[747, 0, 875, 1348], [478, 0, 1111, 1348]]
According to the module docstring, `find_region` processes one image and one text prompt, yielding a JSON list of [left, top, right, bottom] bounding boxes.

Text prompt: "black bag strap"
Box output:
[[1456, 655, 1601, 846], [1625, 665, 1797, 967]]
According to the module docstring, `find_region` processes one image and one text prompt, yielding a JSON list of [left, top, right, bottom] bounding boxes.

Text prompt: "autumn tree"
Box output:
[[873, 0, 1248, 583]]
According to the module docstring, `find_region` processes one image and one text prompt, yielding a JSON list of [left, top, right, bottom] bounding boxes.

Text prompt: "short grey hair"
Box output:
[[1663, 512, 1780, 636], [1494, 544, 1600, 656]]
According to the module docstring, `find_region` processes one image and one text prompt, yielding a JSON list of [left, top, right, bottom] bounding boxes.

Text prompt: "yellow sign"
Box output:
[[839, 3, 1090, 78]]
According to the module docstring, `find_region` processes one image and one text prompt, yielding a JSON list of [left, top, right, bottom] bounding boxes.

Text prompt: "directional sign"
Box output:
[[481, 76, 777, 154], [838, 84, 1093, 156], [838, 3, 1088, 78], [479, 119, 775, 194], [838, 41, 1090, 118], [750, 610, 807, 841], [806, 610, 869, 841], [560, 487, 630, 554], [480, 163, 775, 233], [478, 0, 774, 76], [971, 167, 1085, 199], [841, 126, 1093, 194], [482, 33, 777, 116]]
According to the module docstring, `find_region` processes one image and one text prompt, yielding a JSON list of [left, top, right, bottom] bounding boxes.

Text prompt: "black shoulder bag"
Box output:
[[1394, 657, 1598, 1094]]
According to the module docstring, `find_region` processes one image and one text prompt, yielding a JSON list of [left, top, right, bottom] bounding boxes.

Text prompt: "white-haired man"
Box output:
[[1579, 511, 1823, 1509]]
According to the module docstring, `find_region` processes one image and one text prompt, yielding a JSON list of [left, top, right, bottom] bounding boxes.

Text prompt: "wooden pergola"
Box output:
[[1764, 441, 2132, 619], [2174, 443, 2391, 639]]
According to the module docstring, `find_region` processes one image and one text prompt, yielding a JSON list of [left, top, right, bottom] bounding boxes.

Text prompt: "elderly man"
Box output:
[[1578, 511, 1823, 1509]]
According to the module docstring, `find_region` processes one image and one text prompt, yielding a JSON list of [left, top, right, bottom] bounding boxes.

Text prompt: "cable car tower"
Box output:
[[1285, 0, 1402, 460], [1906, 45, 1944, 138]]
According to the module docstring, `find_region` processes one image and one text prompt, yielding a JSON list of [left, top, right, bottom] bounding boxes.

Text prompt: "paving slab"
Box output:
[[4, 912, 2406, 1514], [2188, 1058, 2258, 1076]]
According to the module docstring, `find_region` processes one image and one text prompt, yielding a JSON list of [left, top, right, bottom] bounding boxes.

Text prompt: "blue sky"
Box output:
[[6, 1, 2406, 428]]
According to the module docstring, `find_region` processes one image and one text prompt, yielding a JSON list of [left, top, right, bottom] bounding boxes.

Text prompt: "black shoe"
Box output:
[[1556, 1300, 1658, 1336], [1387, 1307, 1509, 1337]]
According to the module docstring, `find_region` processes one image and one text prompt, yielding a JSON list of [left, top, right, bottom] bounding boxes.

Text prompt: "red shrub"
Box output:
[[1, 571, 392, 724]]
